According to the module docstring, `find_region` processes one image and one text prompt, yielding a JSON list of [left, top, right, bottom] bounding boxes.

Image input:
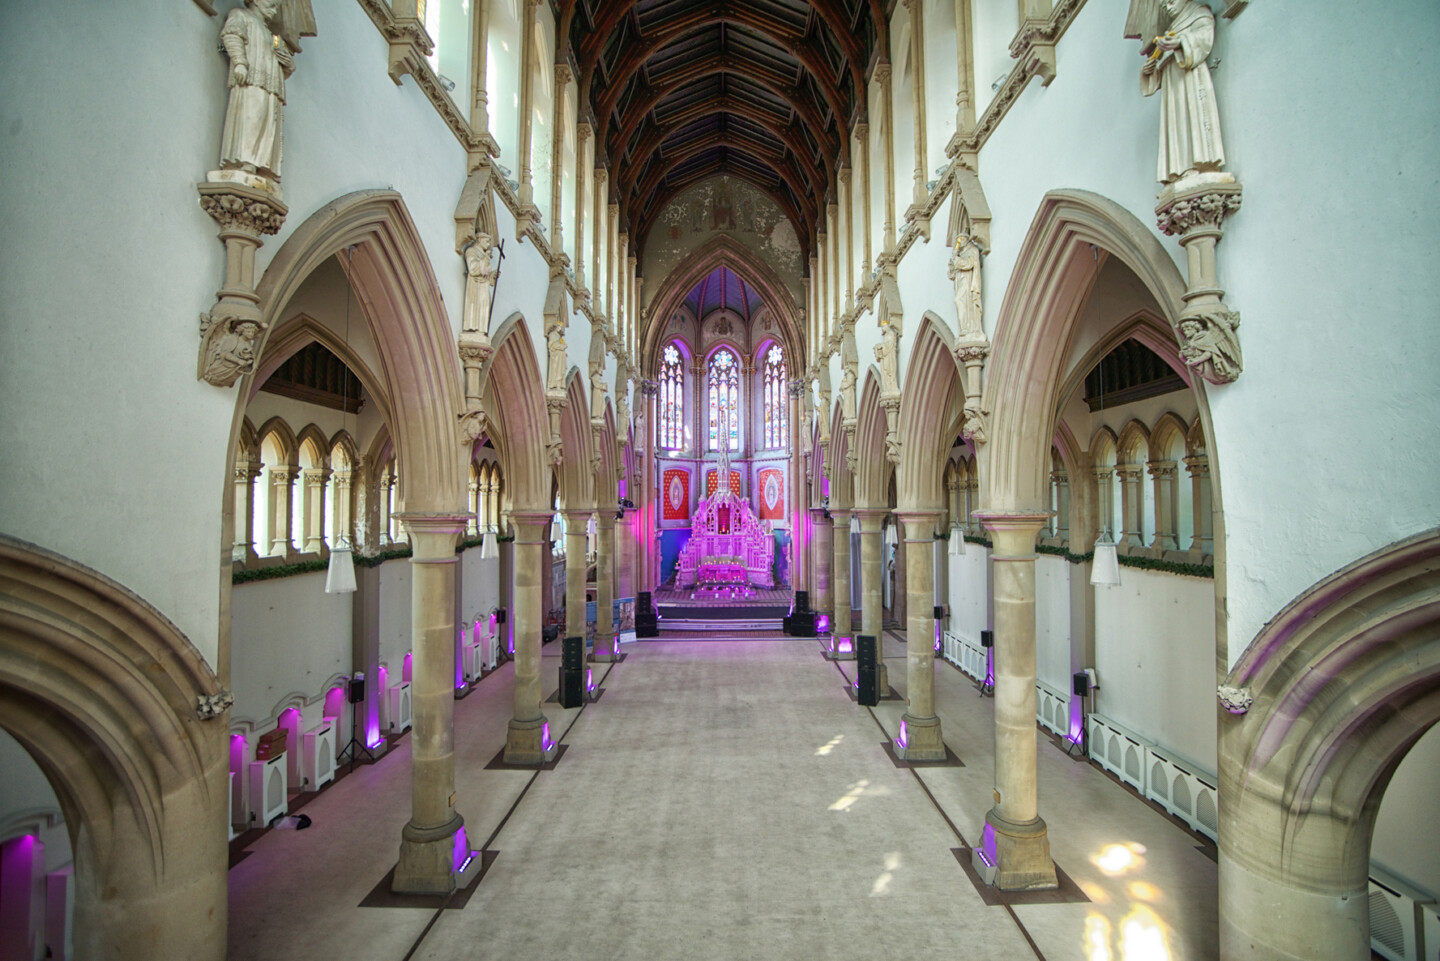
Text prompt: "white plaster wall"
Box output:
[[970, 0, 1019, 120], [229, 571, 353, 724], [947, 545, 990, 644], [1093, 568, 1215, 771], [378, 557, 414, 673], [1371, 723, 1440, 899], [0, 731, 72, 873], [459, 549, 501, 626], [1035, 555, 1072, 693], [924, 1, 959, 180]]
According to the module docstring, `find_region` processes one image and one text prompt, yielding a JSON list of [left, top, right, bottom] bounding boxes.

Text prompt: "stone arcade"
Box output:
[[0, 2, 1437, 960]]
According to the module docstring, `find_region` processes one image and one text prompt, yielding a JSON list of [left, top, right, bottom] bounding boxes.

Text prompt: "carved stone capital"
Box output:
[[955, 342, 990, 364], [1178, 305, 1244, 385], [457, 336, 494, 366], [1008, 18, 1058, 86], [1155, 177, 1243, 238], [383, 16, 433, 85], [872, 63, 892, 84], [1217, 684, 1253, 715], [198, 182, 288, 236]]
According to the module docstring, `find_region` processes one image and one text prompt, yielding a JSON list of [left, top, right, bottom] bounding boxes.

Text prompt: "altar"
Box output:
[[676, 487, 774, 590]]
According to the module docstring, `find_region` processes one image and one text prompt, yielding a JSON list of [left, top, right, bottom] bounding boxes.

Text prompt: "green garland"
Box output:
[[1033, 542, 1212, 578], [232, 538, 511, 585]]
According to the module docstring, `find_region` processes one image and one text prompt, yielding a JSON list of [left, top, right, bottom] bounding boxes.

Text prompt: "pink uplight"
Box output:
[[403, 652, 413, 683], [323, 686, 346, 719], [896, 719, 909, 750], [452, 826, 470, 873]]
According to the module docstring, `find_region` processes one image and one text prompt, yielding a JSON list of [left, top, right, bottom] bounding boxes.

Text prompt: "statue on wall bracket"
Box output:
[[1130, 0, 1245, 385], [196, 0, 313, 388]]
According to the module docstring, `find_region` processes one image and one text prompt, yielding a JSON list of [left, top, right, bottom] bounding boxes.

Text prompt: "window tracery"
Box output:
[[659, 344, 685, 450], [762, 344, 788, 449], [707, 349, 739, 452]]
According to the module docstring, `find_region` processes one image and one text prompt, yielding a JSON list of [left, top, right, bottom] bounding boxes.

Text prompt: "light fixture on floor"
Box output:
[[950, 524, 965, 555], [1091, 529, 1121, 587], [326, 246, 359, 594]]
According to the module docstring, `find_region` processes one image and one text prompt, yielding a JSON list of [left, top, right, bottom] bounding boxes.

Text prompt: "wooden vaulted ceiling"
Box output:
[[567, 0, 885, 260]]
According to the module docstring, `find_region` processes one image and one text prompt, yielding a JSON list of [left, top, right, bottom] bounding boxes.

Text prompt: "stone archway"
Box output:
[[0, 535, 227, 960], [231, 190, 470, 895], [1218, 528, 1440, 961]]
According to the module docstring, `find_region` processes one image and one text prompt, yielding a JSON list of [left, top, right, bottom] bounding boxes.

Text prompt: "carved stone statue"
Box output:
[[874, 326, 901, 397], [462, 235, 495, 336], [590, 368, 607, 421], [815, 383, 832, 442], [839, 366, 857, 422], [219, 0, 294, 180], [949, 234, 984, 340], [1178, 309, 1242, 383], [1140, 0, 1225, 185], [545, 319, 567, 393], [200, 315, 262, 387]]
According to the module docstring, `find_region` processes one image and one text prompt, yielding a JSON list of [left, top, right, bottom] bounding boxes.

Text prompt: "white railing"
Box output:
[[1143, 744, 1218, 842], [1368, 866, 1435, 961], [248, 755, 287, 827], [302, 720, 336, 791], [1035, 680, 1070, 738], [387, 682, 412, 734]]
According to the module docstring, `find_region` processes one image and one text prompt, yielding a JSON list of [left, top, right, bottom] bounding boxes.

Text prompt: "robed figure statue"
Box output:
[[1139, 0, 1225, 185], [220, 0, 293, 179]]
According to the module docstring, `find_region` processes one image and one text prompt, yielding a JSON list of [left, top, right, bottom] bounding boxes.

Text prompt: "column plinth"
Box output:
[[896, 510, 944, 761]]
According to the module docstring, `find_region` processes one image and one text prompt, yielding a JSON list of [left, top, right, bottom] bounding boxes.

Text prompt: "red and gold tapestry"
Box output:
[[757, 468, 785, 520]]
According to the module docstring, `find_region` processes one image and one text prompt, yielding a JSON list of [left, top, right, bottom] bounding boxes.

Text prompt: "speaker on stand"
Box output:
[[1068, 669, 1096, 757], [978, 630, 994, 697], [337, 671, 375, 773]]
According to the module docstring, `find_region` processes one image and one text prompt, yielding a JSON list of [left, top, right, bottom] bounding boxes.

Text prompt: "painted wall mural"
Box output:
[[662, 468, 690, 521], [757, 467, 785, 521], [640, 175, 804, 311]]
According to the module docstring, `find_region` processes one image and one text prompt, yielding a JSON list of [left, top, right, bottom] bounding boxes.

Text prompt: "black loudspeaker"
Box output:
[[793, 590, 811, 613], [981, 630, 994, 648], [857, 666, 880, 706], [933, 605, 945, 620], [562, 636, 584, 672], [635, 591, 659, 637], [347, 674, 365, 703], [497, 607, 507, 624], [557, 666, 584, 708], [856, 634, 878, 672], [1073, 671, 1090, 697]]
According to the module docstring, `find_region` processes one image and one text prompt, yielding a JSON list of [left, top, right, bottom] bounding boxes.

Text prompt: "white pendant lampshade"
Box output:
[[325, 539, 357, 594], [1090, 530, 1121, 587], [849, 514, 860, 535], [480, 531, 499, 559], [949, 526, 965, 556], [884, 524, 898, 548]]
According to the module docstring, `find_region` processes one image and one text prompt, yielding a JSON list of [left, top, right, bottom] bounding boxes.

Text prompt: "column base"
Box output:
[[878, 662, 889, 695], [504, 715, 557, 765], [391, 812, 464, 895], [1219, 852, 1368, 961], [828, 635, 855, 659], [983, 809, 1058, 891], [592, 633, 618, 660], [896, 712, 944, 761]]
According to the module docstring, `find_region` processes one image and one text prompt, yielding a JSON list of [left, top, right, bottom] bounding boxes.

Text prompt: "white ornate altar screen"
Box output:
[[676, 488, 774, 589]]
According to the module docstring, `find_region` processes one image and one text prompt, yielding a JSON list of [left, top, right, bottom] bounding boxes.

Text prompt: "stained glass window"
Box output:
[[659, 344, 684, 450], [707, 349, 739, 451], [762, 344, 787, 448]]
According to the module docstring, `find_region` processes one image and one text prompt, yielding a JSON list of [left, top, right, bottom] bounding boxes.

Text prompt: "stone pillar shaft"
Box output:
[[831, 509, 853, 637], [856, 510, 886, 637], [594, 513, 616, 659], [896, 511, 944, 761], [1117, 466, 1144, 547], [392, 513, 467, 895], [811, 510, 833, 615], [505, 512, 552, 763], [563, 511, 589, 639], [1185, 454, 1213, 555], [975, 512, 1057, 891], [1149, 460, 1179, 551]]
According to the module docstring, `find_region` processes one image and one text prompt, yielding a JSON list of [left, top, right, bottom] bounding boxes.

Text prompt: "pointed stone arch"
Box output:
[[639, 234, 804, 378], [251, 313, 396, 432], [897, 313, 964, 512], [0, 535, 227, 960], [1219, 529, 1440, 961], [558, 370, 595, 509], [828, 399, 854, 510], [484, 313, 550, 514], [853, 372, 890, 509]]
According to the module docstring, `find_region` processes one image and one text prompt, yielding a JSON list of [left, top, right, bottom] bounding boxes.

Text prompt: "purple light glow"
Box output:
[[323, 686, 346, 719], [586, 668, 595, 692], [979, 823, 998, 866], [838, 637, 852, 653], [896, 719, 909, 750], [403, 652, 413, 684], [541, 722, 553, 752], [452, 826, 469, 873], [816, 614, 830, 633]]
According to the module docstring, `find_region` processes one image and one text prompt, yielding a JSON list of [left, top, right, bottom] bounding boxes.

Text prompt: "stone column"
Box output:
[[810, 508, 833, 616], [515, 0, 540, 214], [333, 469, 353, 547], [505, 512, 553, 763], [1116, 465, 1144, 548], [468, 0, 492, 141], [831, 509, 853, 640], [893, 524, 908, 623], [233, 459, 260, 562], [549, 63, 570, 251], [1149, 460, 1179, 551], [391, 513, 468, 895], [268, 467, 296, 557], [974, 511, 1058, 891], [895, 510, 945, 761], [302, 468, 330, 554], [1092, 466, 1114, 540], [615, 506, 635, 601], [377, 469, 394, 546], [788, 379, 809, 595], [902, 0, 929, 213], [594, 511, 617, 660], [1051, 468, 1070, 544], [1185, 453, 1213, 557], [574, 124, 590, 289], [875, 62, 898, 256], [467, 478, 480, 536], [855, 510, 886, 637], [563, 511, 589, 639]]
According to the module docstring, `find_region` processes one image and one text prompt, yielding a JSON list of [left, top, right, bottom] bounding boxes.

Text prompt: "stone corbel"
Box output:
[[453, 162, 497, 254], [458, 406, 489, 445], [1217, 684, 1252, 715], [956, 343, 990, 446], [196, 690, 235, 720], [1008, 18, 1059, 86], [1156, 174, 1244, 384], [880, 397, 902, 464], [545, 395, 566, 467], [383, 15, 433, 86], [843, 422, 858, 473], [196, 181, 288, 387]]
